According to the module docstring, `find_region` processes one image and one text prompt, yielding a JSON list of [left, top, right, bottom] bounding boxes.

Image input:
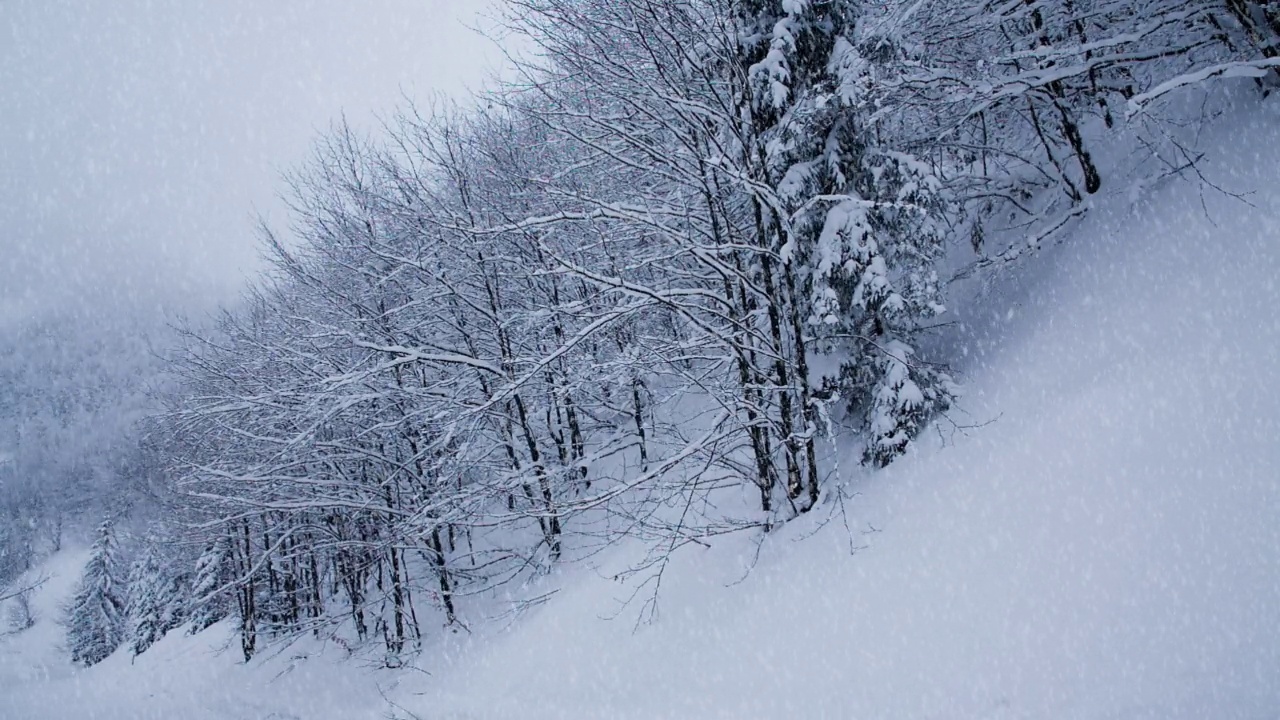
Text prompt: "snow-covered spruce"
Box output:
[[64, 519, 126, 666], [125, 538, 188, 658]]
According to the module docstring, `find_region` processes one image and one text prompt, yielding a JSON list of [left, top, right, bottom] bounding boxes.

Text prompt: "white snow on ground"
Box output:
[[1, 549, 89, 692], [3, 97, 1279, 719]]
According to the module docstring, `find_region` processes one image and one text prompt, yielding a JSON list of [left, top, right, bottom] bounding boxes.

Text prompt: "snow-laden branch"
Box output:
[[0, 573, 49, 603], [1128, 59, 1280, 117]]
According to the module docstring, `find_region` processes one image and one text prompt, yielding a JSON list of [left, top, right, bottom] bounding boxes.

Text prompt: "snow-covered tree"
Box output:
[[126, 538, 188, 657], [732, 0, 956, 468], [66, 519, 126, 666], [187, 535, 233, 635]]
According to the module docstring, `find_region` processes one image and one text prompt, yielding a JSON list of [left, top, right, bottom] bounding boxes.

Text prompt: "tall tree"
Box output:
[[126, 537, 188, 658], [66, 519, 126, 666]]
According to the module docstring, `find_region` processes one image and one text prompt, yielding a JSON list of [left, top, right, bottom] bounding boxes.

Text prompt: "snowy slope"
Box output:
[[0, 549, 90, 691], [402, 99, 1280, 718], [3, 98, 1279, 720]]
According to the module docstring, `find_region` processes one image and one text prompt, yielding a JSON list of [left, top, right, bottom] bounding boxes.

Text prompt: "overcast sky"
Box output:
[[1, 0, 503, 330]]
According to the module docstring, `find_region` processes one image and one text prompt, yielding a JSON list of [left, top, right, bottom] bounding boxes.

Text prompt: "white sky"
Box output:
[[1, 0, 503, 328]]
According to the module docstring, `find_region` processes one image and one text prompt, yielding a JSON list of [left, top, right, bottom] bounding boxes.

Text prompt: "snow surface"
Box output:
[[3, 97, 1279, 719]]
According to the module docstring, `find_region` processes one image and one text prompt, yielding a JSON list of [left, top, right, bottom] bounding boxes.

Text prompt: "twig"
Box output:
[[0, 573, 50, 604]]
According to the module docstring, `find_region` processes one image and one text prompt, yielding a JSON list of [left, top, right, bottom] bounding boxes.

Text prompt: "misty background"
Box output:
[[2, 0, 500, 327], [0, 0, 501, 536]]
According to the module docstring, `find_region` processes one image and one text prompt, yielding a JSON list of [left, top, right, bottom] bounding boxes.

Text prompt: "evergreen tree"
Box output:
[[126, 538, 188, 657], [187, 535, 233, 634], [736, 0, 955, 468], [66, 518, 126, 666]]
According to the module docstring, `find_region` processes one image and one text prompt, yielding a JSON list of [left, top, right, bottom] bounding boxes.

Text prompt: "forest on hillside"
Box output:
[[3, 0, 1278, 670]]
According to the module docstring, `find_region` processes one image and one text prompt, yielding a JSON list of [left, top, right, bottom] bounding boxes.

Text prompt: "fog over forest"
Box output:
[[1, 0, 499, 536]]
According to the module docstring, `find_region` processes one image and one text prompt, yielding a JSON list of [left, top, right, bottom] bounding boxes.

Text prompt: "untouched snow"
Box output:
[[1, 549, 90, 690], [3, 98, 1279, 719]]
